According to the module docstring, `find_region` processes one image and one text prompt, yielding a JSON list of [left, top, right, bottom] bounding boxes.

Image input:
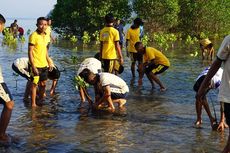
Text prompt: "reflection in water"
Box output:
[[0, 21, 228, 152]]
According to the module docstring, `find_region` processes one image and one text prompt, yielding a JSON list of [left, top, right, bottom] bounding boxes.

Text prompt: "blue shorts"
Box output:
[[111, 92, 128, 100]]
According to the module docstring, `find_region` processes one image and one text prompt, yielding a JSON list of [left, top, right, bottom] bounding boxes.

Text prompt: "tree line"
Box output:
[[51, 0, 230, 39]]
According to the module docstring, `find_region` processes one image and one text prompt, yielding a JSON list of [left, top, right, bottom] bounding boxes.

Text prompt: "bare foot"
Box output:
[[194, 120, 202, 126], [119, 99, 126, 108], [0, 134, 12, 146], [160, 87, 167, 92]]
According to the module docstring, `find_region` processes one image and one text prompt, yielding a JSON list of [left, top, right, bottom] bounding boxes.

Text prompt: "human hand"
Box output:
[[32, 67, 39, 76]]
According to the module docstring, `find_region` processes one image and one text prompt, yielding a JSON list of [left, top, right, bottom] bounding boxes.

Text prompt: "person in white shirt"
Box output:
[[193, 67, 224, 129], [0, 14, 14, 145], [76, 58, 102, 107], [197, 35, 230, 153], [79, 68, 129, 111]]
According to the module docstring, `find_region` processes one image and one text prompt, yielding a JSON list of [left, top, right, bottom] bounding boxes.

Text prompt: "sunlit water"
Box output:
[[0, 19, 228, 153]]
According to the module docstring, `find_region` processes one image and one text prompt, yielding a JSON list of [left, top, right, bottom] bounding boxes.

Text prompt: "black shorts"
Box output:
[[111, 92, 128, 100], [48, 66, 60, 80], [12, 63, 30, 80], [145, 64, 168, 75], [224, 103, 230, 126], [0, 83, 13, 104], [130, 52, 143, 63], [102, 59, 116, 73], [29, 66, 48, 82], [193, 75, 210, 92]]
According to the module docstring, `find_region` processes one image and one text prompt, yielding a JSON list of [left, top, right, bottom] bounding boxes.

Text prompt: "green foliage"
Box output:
[[71, 55, 78, 64], [141, 34, 150, 46], [178, 0, 230, 37], [92, 30, 100, 44], [82, 31, 91, 44], [74, 76, 89, 88], [185, 35, 198, 46], [133, 0, 180, 32], [51, 0, 131, 36], [2, 28, 17, 45], [70, 35, 78, 43]]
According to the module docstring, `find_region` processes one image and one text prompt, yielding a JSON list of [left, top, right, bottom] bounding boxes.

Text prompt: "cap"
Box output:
[[134, 18, 144, 26], [200, 38, 212, 47]]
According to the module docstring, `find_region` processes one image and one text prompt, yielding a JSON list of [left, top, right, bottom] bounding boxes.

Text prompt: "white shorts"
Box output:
[[0, 83, 13, 104]]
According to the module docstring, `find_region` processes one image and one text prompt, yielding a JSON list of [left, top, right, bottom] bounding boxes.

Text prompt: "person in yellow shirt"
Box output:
[[99, 13, 123, 73], [28, 17, 53, 107], [135, 42, 170, 91], [126, 18, 144, 78], [46, 18, 55, 43]]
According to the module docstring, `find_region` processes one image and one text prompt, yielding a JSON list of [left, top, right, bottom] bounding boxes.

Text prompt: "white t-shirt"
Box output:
[[100, 73, 129, 94], [13, 57, 30, 78], [196, 67, 223, 89], [217, 35, 230, 103], [77, 58, 102, 75]]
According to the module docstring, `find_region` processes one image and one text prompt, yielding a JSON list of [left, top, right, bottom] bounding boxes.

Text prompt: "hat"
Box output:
[[134, 18, 144, 26], [114, 61, 124, 74], [200, 38, 212, 47]]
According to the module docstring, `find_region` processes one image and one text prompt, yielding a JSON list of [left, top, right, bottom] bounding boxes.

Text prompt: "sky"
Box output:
[[0, 0, 57, 19]]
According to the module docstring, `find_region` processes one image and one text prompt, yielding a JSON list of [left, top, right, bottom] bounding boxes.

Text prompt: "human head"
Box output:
[[135, 41, 145, 54], [79, 68, 96, 85], [0, 14, 6, 32], [134, 18, 144, 26], [105, 13, 114, 24], [36, 17, 48, 33], [14, 19, 17, 23], [47, 18, 52, 26]]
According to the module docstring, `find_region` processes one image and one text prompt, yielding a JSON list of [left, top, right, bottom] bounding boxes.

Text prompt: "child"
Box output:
[[99, 13, 123, 74], [126, 18, 144, 78], [76, 58, 102, 107], [197, 35, 230, 152], [193, 67, 224, 129], [0, 14, 15, 145], [135, 42, 170, 91], [12, 57, 60, 99], [79, 69, 129, 111], [200, 38, 215, 60]]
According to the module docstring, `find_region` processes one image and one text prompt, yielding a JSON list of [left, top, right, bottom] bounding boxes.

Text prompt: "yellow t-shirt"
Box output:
[[126, 27, 140, 53], [143, 47, 170, 66], [100, 26, 120, 59], [46, 26, 52, 43], [29, 31, 49, 68]]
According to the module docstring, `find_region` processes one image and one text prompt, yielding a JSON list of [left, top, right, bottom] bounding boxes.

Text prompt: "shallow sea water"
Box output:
[[0, 19, 228, 153]]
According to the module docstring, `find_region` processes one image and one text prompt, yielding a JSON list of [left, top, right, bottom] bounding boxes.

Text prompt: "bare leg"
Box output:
[[202, 97, 216, 126], [222, 128, 230, 153], [149, 72, 166, 91], [146, 73, 155, 88], [24, 80, 31, 100], [31, 83, 37, 107], [39, 80, 47, 100], [195, 97, 203, 126], [131, 62, 136, 78], [113, 99, 126, 108], [50, 79, 58, 96], [0, 101, 14, 142]]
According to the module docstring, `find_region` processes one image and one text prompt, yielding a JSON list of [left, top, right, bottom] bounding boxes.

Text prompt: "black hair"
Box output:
[[79, 68, 91, 82], [37, 17, 47, 24], [134, 41, 143, 49], [105, 13, 114, 24], [0, 14, 6, 23]]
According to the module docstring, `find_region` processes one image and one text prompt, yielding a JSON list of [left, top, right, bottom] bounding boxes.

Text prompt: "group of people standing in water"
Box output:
[[0, 12, 230, 152]]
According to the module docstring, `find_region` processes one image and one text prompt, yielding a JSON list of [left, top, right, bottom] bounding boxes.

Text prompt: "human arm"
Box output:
[[28, 44, 39, 76], [115, 41, 123, 64], [217, 102, 226, 132], [46, 45, 54, 71]]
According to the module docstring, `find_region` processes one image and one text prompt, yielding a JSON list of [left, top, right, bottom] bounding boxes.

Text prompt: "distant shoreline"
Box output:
[[6, 18, 36, 20]]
